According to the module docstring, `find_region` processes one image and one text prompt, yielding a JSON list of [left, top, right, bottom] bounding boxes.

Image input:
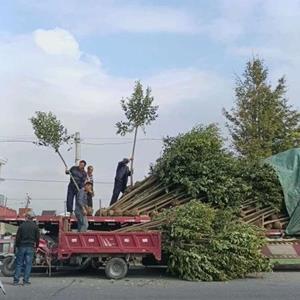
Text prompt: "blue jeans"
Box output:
[[74, 207, 88, 232], [13, 246, 34, 284]]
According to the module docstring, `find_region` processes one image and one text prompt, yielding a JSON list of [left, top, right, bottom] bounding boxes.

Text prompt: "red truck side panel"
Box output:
[[58, 231, 161, 261]]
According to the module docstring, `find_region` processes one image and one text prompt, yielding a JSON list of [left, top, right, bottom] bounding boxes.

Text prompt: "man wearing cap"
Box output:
[[65, 160, 87, 214], [75, 182, 93, 232], [13, 211, 40, 286], [110, 158, 132, 205]]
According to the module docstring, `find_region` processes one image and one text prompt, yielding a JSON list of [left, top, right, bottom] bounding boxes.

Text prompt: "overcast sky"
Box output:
[[0, 0, 300, 213]]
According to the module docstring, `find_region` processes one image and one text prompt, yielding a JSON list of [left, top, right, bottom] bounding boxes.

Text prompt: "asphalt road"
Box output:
[[1, 269, 300, 300]]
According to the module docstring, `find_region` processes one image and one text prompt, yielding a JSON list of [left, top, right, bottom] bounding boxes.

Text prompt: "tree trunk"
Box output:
[[130, 126, 138, 186]]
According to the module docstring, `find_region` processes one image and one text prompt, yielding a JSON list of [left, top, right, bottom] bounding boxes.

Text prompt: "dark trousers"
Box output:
[[67, 184, 78, 213], [13, 246, 34, 284], [74, 206, 88, 232], [110, 181, 123, 206], [87, 193, 93, 208]]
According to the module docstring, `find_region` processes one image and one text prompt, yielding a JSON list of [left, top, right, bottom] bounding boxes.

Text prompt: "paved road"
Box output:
[[1, 269, 300, 300]]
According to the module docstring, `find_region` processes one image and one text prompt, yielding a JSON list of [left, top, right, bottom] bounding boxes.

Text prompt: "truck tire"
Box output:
[[2, 256, 15, 277], [105, 258, 128, 280]]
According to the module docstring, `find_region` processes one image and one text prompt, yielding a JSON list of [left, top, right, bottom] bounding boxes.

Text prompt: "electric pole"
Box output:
[[25, 193, 31, 209], [0, 158, 7, 182], [74, 132, 81, 165]]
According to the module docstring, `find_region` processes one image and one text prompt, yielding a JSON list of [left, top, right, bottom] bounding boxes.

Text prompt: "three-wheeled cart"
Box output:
[[1, 216, 161, 279]]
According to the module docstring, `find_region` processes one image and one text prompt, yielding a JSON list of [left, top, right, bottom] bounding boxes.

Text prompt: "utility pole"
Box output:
[[0, 158, 7, 182], [74, 132, 81, 165], [25, 193, 31, 209]]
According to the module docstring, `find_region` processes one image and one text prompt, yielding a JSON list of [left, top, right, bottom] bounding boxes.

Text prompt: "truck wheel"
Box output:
[[105, 258, 128, 280], [2, 256, 15, 277]]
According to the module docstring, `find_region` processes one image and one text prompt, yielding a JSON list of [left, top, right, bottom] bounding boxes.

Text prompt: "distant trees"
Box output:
[[224, 58, 300, 160]]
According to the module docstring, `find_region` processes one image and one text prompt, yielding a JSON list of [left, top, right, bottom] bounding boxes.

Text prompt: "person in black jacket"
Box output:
[[65, 160, 87, 214], [13, 211, 40, 286], [110, 158, 132, 206]]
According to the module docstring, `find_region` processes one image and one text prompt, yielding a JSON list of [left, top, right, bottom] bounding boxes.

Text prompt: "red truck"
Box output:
[[0, 215, 162, 279]]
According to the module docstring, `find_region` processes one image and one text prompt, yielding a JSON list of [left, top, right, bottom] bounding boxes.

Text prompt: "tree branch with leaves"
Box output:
[[30, 111, 79, 191], [116, 81, 158, 186]]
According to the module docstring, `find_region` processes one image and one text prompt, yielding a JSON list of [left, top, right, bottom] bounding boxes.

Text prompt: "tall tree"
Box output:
[[223, 58, 300, 159], [116, 81, 158, 186]]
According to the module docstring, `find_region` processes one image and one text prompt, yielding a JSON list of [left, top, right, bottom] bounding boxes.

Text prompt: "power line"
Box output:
[[82, 137, 162, 141], [6, 198, 65, 201], [0, 139, 162, 146], [0, 140, 35, 144], [0, 135, 162, 141], [3, 178, 113, 184], [82, 141, 133, 146]]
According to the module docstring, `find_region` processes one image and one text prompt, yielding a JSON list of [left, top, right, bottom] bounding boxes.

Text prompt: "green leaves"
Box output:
[[152, 123, 284, 211], [153, 124, 249, 208], [163, 201, 271, 281], [238, 160, 284, 211], [224, 57, 300, 160], [116, 81, 158, 135], [30, 111, 71, 151]]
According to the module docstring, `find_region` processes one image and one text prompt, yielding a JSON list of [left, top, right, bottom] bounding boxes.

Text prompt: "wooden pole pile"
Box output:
[[114, 200, 290, 232], [94, 175, 289, 232], [240, 199, 289, 229], [114, 217, 167, 232], [95, 176, 193, 217]]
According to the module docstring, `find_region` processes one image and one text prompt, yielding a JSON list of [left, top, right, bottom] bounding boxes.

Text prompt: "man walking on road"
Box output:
[[65, 160, 87, 214], [110, 158, 132, 206], [13, 211, 40, 286]]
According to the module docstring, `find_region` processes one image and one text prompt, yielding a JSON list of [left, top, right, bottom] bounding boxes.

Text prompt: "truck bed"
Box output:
[[58, 231, 161, 261]]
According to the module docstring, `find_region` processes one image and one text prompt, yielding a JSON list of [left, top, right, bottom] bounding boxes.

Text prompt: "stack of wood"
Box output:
[[240, 199, 289, 230], [114, 202, 290, 232], [94, 175, 289, 232], [95, 176, 192, 217]]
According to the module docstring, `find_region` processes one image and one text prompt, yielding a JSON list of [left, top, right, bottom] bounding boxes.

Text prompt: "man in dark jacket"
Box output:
[[65, 160, 87, 214], [13, 211, 40, 286], [75, 182, 93, 232], [110, 158, 132, 206]]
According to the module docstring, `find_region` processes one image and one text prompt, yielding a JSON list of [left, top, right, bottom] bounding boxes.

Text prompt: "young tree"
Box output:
[[116, 81, 158, 186], [223, 58, 300, 160], [30, 111, 78, 190]]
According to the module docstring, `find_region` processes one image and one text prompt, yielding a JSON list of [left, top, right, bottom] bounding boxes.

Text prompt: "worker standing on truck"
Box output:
[[110, 158, 132, 206], [86, 165, 94, 213], [75, 181, 93, 232], [13, 211, 40, 286], [65, 160, 87, 215]]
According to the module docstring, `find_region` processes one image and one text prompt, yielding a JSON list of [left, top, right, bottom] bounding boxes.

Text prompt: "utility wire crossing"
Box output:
[[0, 136, 163, 146], [3, 177, 113, 184]]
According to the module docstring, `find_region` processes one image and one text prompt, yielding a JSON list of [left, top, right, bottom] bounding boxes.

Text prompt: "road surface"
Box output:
[[1, 268, 300, 300]]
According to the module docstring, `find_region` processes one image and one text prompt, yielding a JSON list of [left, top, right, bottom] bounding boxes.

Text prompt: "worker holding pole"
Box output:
[[65, 160, 87, 215], [110, 158, 132, 206]]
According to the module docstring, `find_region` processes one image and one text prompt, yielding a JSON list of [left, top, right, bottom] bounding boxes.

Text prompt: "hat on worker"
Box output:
[[25, 210, 36, 219], [122, 158, 130, 164]]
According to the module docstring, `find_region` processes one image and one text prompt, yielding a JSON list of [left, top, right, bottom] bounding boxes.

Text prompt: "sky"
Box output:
[[0, 0, 300, 213]]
